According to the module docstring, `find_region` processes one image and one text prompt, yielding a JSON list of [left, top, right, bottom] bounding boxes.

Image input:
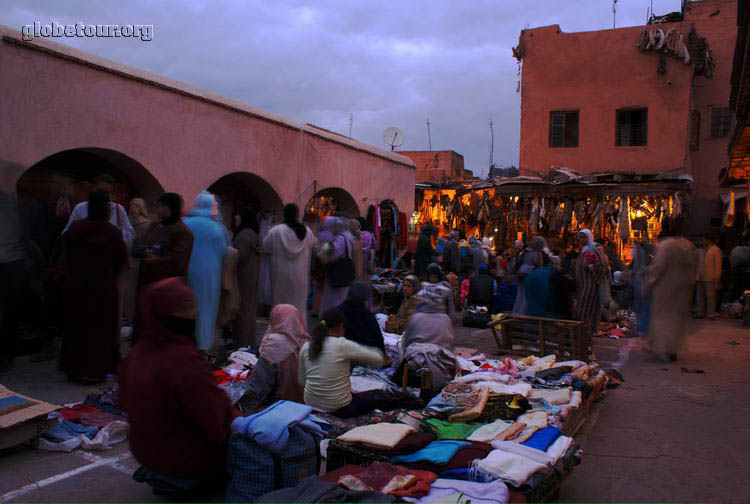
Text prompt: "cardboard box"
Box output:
[[0, 384, 61, 450]]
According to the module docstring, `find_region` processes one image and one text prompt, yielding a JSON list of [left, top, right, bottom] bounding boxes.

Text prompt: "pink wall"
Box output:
[[0, 26, 415, 216], [518, 0, 737, 232], [684, 0, 737, 202], [519, 24, 694, 175]]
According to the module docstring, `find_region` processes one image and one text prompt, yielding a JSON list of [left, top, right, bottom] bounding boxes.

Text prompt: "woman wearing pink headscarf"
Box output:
[[240, 304, 309, 411]]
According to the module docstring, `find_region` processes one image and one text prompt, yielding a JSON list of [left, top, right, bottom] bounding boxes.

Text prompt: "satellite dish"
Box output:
[[384, 127, 405, 151]]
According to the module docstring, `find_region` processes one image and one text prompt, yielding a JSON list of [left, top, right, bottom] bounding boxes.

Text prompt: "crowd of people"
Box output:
[[0, 172, 748, 495]]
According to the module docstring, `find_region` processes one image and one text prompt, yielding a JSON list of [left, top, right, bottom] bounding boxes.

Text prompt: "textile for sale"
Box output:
[[520, 426, 562, 452], [465, 419, 513, 443], [527, 387, 571, 405], [401, 478, 510, 504], [425, 419, 482, 440], [490, 439, 554, 466], [473, 449, 548, 487], [390, 440, 471, 466], [337, 423, 417, 449]]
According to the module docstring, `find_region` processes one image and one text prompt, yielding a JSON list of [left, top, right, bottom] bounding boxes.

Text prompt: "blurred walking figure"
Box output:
[[184, 191, 229, 351], [319, 217, 354, 315], [232, 207, 261, 348], [262, 203, 317, 325], [0, 192, 28, 372], [646, 229, 698, 362], [60, 190, 127, 382]]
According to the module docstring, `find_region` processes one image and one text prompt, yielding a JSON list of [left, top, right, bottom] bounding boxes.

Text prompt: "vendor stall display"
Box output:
[[416, 169, 691, 260]]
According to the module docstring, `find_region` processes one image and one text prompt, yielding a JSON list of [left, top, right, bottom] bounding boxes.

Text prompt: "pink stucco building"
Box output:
[[518, 0, 737, 233], [0, 25, 415, 228]]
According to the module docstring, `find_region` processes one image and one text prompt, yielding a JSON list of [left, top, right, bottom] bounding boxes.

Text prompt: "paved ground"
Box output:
[[1, 318, 747, 502]]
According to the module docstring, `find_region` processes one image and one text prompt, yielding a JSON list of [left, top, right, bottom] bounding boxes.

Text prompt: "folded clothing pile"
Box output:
[[321, 462, 437, 498]]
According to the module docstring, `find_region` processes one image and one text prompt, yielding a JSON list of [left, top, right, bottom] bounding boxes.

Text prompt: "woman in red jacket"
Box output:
[[118, 277, 239, 495]]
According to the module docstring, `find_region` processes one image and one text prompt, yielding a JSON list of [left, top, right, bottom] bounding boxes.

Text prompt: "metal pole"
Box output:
[[427, 119, 432, 150], [348, 113, 353, 138]]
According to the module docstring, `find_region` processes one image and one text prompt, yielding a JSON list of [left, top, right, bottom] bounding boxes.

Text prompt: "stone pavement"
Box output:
[[1, 319, 747, 502], [559, 319, 750, 504]]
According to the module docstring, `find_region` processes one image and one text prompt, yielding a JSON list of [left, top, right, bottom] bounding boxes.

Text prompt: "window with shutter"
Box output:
[[549, 111, 579, 148], [616, 108, 647, 146], [710, 107, 732, 138]]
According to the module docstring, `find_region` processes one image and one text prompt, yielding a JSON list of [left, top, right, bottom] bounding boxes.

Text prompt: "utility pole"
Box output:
[[489, 118, 495, 178], [348, 113, 353, 138], [613, 0, 618, 29], [426, 118, 432, 150]]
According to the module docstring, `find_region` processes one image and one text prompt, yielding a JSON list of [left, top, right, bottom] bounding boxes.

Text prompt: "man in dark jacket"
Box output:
[[468, 263, 496, 307]]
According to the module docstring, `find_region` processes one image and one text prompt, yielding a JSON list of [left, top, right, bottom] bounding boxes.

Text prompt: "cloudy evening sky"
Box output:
[[2, 0, 683, 177]]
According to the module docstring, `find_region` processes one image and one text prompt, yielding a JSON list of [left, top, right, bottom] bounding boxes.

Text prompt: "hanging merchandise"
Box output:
[[724, 191, 736, 228], [618, 197, 631, 241]]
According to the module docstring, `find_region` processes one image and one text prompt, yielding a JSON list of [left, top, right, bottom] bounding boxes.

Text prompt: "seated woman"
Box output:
[[337, 281, 384, 350], [298, 308, 389, 418], [119, 277, 238, 495], [400, 264, 456, 396], [239, 304, 308, 412], [385, 275, 420, 334]]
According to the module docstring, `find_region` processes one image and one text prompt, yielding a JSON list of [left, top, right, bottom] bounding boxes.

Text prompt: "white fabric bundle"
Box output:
[[528, 387, 571, 405], [402, 478, 510, 504], [337, 423, 416, 449], [452, 371, 515, 385], [473, 382, 532, 397], [474, 449, 548, 487], [545, 435, 574, 465], [466, 419, 513, 443], [490, 440, 554, 466]]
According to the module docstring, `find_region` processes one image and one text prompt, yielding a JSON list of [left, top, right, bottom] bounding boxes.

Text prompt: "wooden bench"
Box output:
[[488, 314, 590, 361]]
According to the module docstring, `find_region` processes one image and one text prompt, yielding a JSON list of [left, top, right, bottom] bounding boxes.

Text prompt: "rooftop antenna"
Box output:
[[489, 118, 495, 177], [383, 127, 405, 151], [426, 118, 432, 150], [348, 113, 353, 138], [613, 0, 618, 28]]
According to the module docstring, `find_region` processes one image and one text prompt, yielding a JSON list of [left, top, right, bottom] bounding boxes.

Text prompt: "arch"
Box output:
[[206, 171, 284, 230], [16, 147, 163, 204], [305, 187, 360, 223], [15, 147, 164, 256]]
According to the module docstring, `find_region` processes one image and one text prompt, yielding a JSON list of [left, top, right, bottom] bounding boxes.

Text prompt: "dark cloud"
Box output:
[[2, 0, 682, 177]]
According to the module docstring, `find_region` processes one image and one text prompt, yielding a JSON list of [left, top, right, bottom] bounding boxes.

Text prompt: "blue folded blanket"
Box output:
[[390, 440, 470, 466], [231, 400, 328, 453], [520, 426, 562, 452]]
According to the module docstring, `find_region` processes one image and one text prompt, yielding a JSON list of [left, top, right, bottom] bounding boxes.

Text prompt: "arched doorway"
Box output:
[[207, 172, 284, 233], [303, 187, 360, 230], [16, 147, 163, 257]]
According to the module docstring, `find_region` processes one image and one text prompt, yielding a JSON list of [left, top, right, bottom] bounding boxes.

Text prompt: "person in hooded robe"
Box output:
[[573, 229, 610, 339], [60, 190, 127, 383], [262, 203, 318, 325], [337, 280, 384, 351], [184, 191, 230, 351], [645, 229, 698, 362], [319, 217, 355, 315], [512, 236, 547, 315], [119, 277, 238, 495], [232, 207, 261, 348]]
